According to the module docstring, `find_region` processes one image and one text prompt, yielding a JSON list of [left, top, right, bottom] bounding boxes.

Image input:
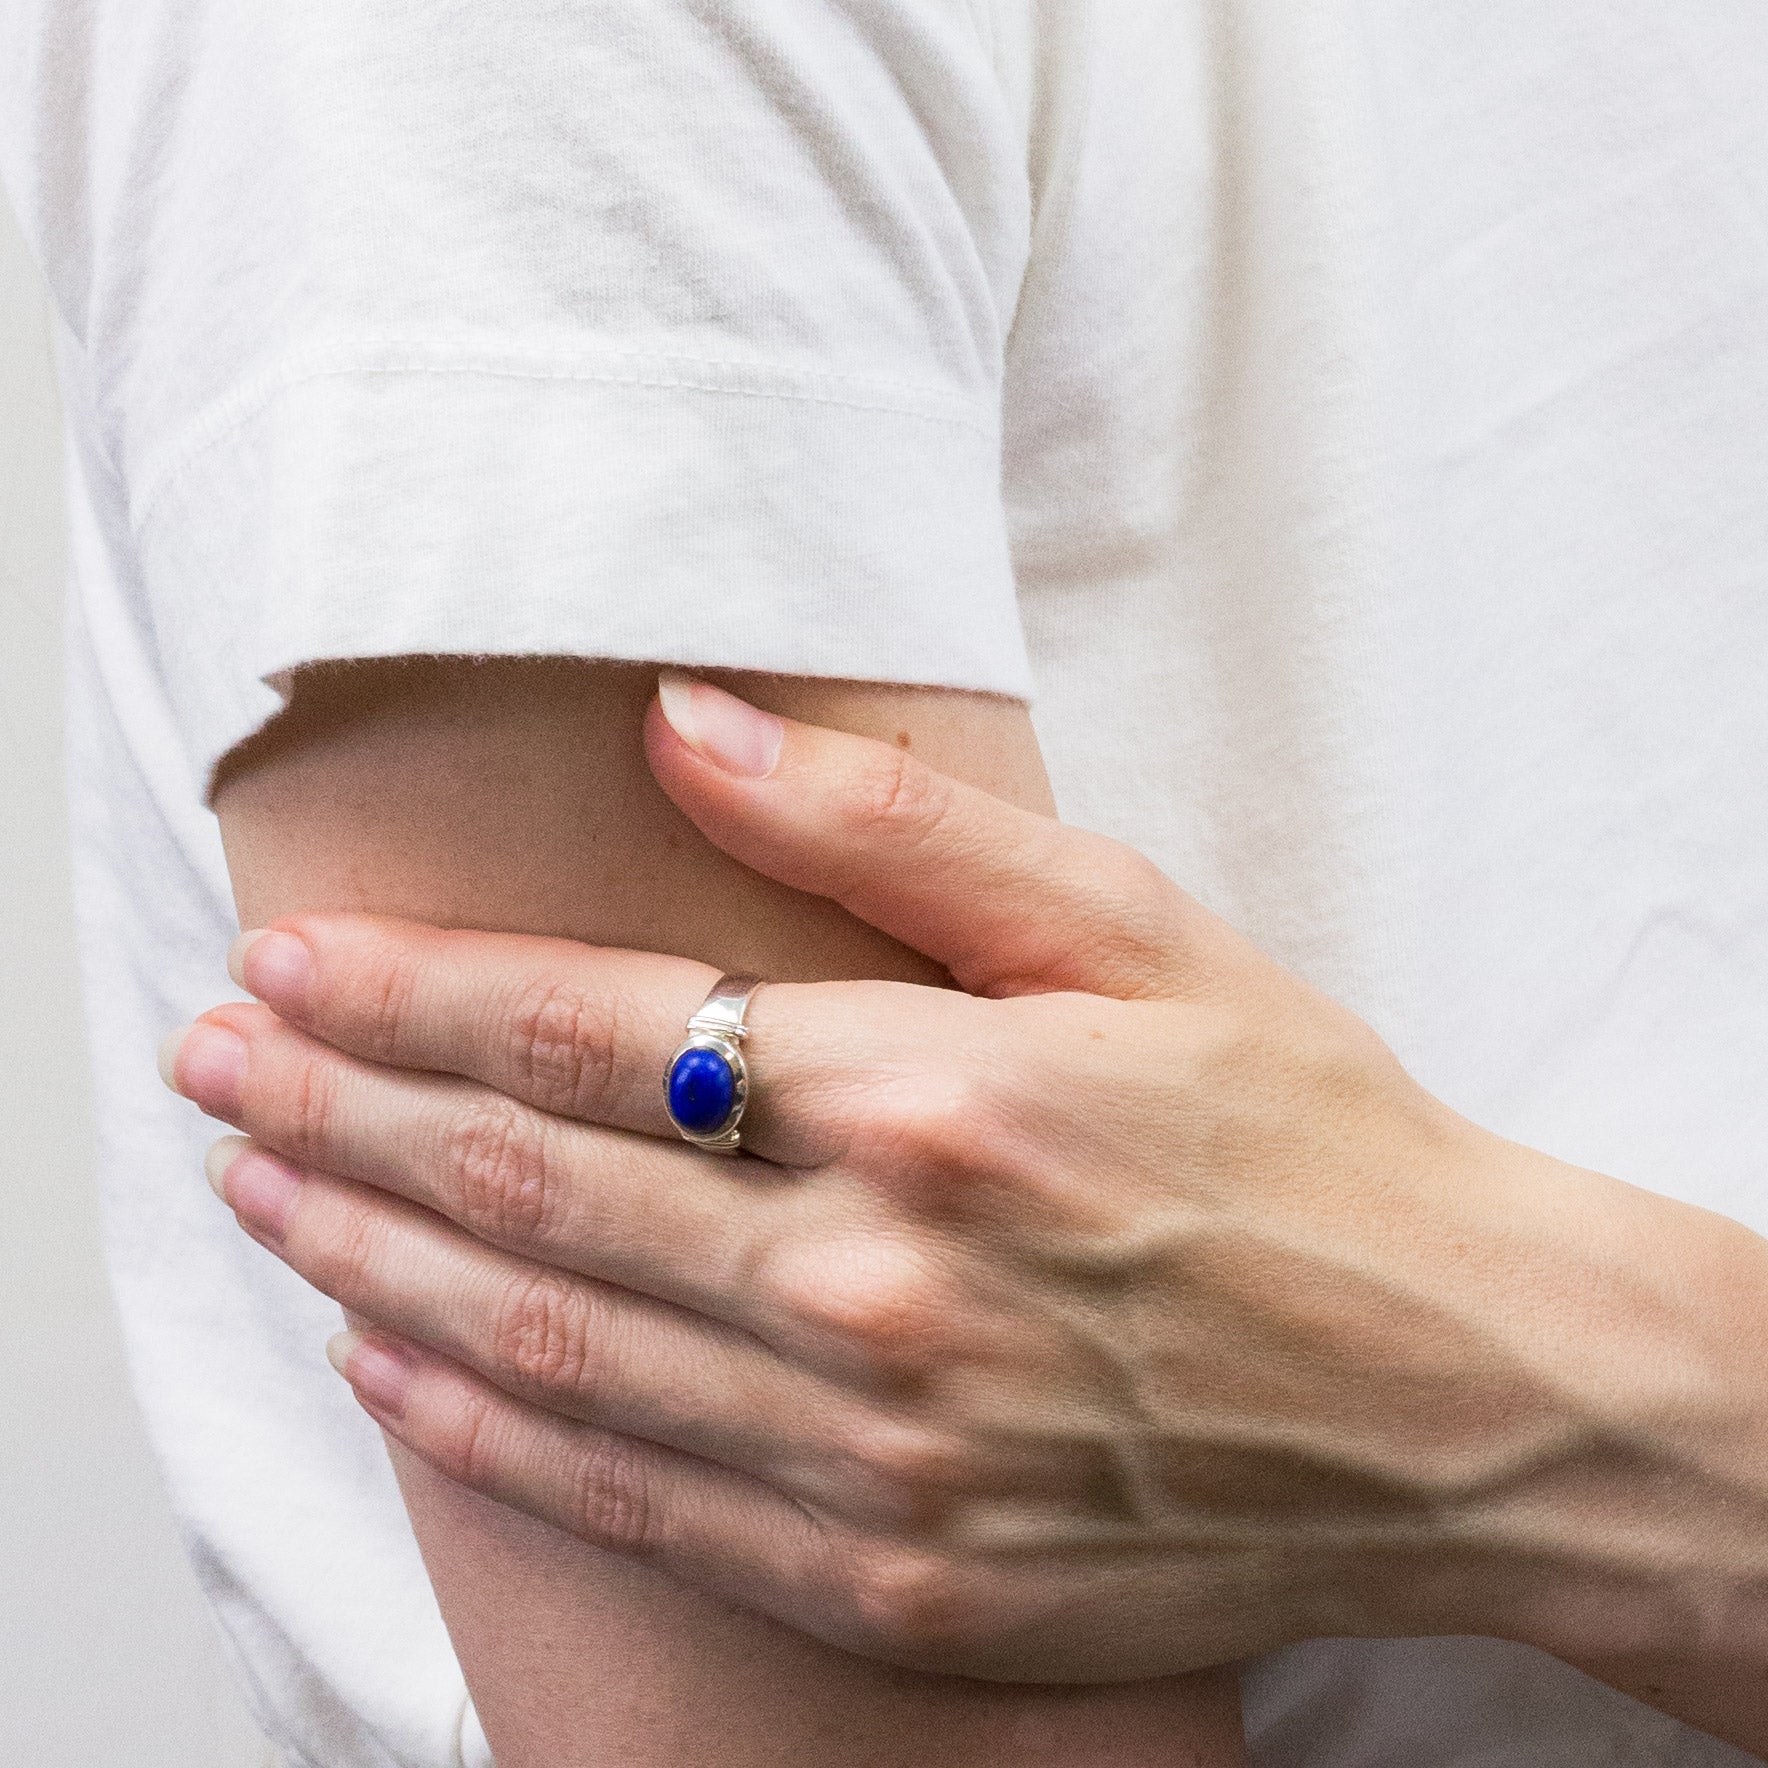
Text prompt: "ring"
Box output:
[[664, 974, 763, 1153]]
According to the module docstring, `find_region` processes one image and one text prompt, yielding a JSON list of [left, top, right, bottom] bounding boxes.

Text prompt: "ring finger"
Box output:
[[227, 915, 871, 1165]]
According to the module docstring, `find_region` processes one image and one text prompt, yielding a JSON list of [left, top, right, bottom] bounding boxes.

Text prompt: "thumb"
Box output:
[[644, 672, 1246, 1000]]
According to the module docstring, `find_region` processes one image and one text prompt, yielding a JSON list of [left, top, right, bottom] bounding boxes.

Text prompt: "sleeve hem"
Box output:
[[129, 339, 999, 539], [131, 354, 1031, 795]]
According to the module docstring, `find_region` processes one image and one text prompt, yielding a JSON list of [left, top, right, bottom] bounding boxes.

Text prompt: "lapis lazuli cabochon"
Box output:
[[667, 1046, 737, 1135]]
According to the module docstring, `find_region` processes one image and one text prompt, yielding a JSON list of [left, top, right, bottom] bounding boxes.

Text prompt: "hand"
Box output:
[[163, 676, 1768, 1684]]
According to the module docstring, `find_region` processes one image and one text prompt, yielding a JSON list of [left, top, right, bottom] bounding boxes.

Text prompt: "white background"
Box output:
[[1, 194, 269, 1765]]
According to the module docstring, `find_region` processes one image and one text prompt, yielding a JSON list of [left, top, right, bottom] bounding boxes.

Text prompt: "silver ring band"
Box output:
[[663, 974, 762, 1152]]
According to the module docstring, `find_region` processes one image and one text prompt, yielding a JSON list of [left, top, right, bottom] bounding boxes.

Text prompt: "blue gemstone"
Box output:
[[667, 1046, 736, 1136]]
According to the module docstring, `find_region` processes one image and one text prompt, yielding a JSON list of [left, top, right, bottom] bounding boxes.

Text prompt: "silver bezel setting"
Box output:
[[663, 1029, 749, 1152]]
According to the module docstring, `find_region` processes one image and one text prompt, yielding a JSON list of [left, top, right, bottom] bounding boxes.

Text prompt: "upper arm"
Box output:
[[213, 655, 1115, 1767], [215, 656, 1053, 969]]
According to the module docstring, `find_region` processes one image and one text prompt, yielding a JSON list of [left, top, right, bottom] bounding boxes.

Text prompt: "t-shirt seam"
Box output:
[[128, 345, 1000, 542], [216, 334, 988, 405]]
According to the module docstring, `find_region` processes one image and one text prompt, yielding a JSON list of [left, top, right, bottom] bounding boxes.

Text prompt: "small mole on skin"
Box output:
[[1089, 1029, 1104, 1040], [895, 730, 912, 749]]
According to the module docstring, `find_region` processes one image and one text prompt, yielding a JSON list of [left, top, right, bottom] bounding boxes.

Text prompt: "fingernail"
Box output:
[[203, 1134, 252, 1200], [157, 1026, 188, 1090], [327, 1330, 415, 1421], [160, 1022, 247, 1114], [657, 670, 783, 778], [222, 1148, 302, 1249], [229, 929, 312, 1008]]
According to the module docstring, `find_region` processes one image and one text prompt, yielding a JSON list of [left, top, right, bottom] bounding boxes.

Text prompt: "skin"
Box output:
[[170, 671, 1768, 1753], [199, 657, 1245, 1768]]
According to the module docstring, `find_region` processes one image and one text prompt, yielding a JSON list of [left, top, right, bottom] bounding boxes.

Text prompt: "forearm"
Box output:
[[212, 657, 1244, 1768], [1572, 1242, 1768, 1754], [1453, 1142, 1768, 1754]]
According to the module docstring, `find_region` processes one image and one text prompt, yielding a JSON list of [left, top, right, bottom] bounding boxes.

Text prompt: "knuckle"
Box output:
[[504, 977, 620, 1120], [841, 1543, 973, 1659], [1061, 838, 1183, 977], [437, 1383, 506, 1493], [490, 1269, 598, 1394], [443, 1093, 555, 1244], [1089, 833, 1170, 907], [569, 1432, 655, 1556], [281, 1048, 342, 1165], [859, 1075, 995, 1188], [767, 1235, 951, 1378], [359, 937, 424, 1064], [298, 1188, 386, 1299], [845, 748, 952, 849], [836, 1417, 972, 1513]]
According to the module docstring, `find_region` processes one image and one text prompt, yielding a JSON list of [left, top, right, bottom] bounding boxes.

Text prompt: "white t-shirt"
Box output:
[[5, 2, 1767, 1764]]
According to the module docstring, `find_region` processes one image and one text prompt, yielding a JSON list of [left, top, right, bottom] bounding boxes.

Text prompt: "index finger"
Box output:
[[228, 914, 846, 1163]]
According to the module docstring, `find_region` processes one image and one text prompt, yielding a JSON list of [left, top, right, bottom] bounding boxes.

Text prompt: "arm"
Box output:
[[210, 656, 1245, 1768], [194, 678, 1768, 1755]]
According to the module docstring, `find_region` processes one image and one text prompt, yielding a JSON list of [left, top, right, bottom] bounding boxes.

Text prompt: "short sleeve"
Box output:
[[0, 0, 1035, 789]]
